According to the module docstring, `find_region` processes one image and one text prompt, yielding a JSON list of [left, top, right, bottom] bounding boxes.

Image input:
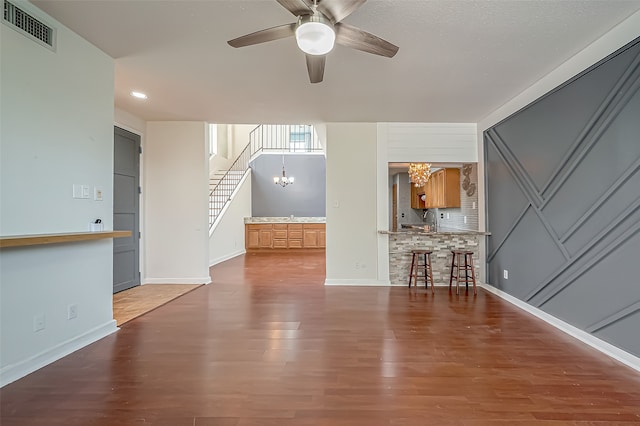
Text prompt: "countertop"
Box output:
[[245, 217, 326, 224], [379, 227, 490, 236]]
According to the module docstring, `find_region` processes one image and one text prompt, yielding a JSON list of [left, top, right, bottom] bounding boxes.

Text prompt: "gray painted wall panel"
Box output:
[[595, 310, 640, 356], [251, 154, 326, 217], [488, 208, 566, 299], [541, 231, 640, 329], [485, 143, 530, 252], [485, 37, 640, 357], [542, 87, 640, 237], [563, 174, 640, 256], [493, 50, 630, 192]]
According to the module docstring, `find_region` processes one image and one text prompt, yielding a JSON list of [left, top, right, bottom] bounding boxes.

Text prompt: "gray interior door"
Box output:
[[113, 126, 140, 293]]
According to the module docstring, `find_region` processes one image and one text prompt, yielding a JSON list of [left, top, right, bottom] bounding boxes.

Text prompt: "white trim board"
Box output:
[[209, 249, 245, 267], [144, 277, 212, 285], [481, 283, 640, 373], [324, 279, 391, 286], [0, 320, 118, 387]]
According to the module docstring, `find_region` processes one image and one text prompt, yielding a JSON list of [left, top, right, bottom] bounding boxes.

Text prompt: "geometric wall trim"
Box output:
[[484, 36, 640, 357]]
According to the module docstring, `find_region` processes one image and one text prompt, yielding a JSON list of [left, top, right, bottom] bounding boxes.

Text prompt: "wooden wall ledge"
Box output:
[[0, 231, 132, 248]]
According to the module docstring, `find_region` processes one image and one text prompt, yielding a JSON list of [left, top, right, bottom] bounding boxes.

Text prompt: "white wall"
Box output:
[[209, 171, 251, 266], [230, 124, 256, 159], [325, 123, 385, 285], [145, 122, 210, 284], [209, 124, 256, 176], [382, 123, 478, 163], [0, 2, 116, 385]]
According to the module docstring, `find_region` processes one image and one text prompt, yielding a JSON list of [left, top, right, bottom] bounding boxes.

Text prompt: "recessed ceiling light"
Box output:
[[130, 91, 147, 99]]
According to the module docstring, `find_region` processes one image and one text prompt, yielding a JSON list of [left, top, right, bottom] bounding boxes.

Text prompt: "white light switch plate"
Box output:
[[94, 187, 103, 201], [72, 184, 83, 199]]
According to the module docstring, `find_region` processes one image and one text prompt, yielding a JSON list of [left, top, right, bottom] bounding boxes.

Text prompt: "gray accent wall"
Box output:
[[251, 153, 326, 217], [484, 37, 640, 357]]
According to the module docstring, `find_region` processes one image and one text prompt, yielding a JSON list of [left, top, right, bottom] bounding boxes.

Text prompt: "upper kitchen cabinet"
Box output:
[[424, 168, 460, 208], [410, 182, 426, 209]]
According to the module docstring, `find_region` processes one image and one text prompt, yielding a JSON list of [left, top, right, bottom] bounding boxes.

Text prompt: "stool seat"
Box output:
[[449, 250, 477, 295], [408, 249, 434, 293]]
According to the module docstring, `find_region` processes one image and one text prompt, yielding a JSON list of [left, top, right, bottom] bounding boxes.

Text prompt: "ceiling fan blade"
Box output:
[[228, 23, 296, 48], [334, 22, 399, 58], [317, 0, 366, 23], [276, 0, 313, 16], [306, 54, 326, 83]]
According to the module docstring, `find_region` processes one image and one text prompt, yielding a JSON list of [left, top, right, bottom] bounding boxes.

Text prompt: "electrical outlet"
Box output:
[[33, 314, 46, 332], [464, 216, 467, 224], [503, 269, 509, 279], [67, 304, 78, 320], [472, 201, 477, 209], [446, 213, 450, 219]]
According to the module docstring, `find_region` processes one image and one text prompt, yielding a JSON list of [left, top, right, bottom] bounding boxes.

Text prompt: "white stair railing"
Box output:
[[209, 124, 322, 230]]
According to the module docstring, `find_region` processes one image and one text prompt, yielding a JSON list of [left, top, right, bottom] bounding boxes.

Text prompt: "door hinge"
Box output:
[[138, 231, 141, 239], [138, 186, 142, 194], [138, 146, 142, 154]]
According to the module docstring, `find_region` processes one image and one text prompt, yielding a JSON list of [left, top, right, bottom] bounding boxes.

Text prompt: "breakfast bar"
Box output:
[[379, 228, 490, 286]]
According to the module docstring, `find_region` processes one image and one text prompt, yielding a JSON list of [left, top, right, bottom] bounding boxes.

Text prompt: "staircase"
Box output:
[[208, 124, 323, 231]]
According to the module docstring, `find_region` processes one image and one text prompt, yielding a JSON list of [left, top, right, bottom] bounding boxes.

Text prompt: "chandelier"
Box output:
[[274, 155, 294, 187], [408, 163, 432, 187]]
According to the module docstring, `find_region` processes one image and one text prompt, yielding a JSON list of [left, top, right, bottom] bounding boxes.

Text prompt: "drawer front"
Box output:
[[288, 224, 303, 231], [288, 239, 303, 249], [273, 230, 288, 239], [247, 224, 271, 230], [303, 223, 325, 230], [288, 230, 303, 239], [273, 223, 288, 230], [272, 239, 287, 249]]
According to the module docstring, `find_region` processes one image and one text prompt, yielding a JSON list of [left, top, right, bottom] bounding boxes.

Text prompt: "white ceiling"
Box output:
[[32, 0, 640, 124]]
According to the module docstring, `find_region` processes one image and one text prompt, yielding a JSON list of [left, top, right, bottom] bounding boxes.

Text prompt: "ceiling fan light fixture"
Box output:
[[295, 15, 335, 56]]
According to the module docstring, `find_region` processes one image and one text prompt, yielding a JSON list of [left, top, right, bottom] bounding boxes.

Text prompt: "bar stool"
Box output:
[[449, 250, 477, 295], [408, 249, 434, 293]]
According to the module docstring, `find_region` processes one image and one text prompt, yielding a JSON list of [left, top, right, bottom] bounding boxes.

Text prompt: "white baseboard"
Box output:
[[481, 283, 640, 373], [0, 320, 118, 387], [209, 249, 246, 267], [143, 276, 211, 285], [325, 279, 392, 286]]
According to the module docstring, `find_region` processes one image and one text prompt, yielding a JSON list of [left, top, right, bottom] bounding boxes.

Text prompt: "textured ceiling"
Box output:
[[32, 0, 640, 124]]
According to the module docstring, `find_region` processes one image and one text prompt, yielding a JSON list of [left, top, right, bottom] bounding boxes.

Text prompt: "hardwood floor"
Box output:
[[2, 250, 640, 425], [113, 284, 202, 326]]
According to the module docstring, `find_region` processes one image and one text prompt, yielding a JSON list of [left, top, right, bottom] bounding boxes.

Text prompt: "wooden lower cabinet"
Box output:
[[302, 224, 326, 248], [245, 223, 325, 249], [287, 224, 303, 248], [246, 224, 274, 249], [272, 224, 288, 248]]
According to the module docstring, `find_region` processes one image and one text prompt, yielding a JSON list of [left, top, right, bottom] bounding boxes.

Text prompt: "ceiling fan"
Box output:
[[227, 0, 399, 83]]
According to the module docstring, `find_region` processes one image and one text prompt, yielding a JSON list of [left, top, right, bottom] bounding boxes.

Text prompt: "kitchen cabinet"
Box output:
[[287, 224, 303, 248], [245, 223, 325, 249], [424, 168, 460, 209], [303, 224, 326, 248], [410, 182, 426, 209], [272, 224, 288, 248], [245, 224, 273, 249]]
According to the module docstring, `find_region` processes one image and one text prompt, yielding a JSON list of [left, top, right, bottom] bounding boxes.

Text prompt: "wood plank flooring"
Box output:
[[2, 250, 640, 425], [113, 284, 202, 326]]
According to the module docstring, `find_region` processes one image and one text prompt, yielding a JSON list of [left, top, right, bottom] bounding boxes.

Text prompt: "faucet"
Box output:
[[423, 209, 437, 231]]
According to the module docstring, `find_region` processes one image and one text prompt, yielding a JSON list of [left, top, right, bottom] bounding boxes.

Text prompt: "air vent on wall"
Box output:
[[3, 0, 56, 50]]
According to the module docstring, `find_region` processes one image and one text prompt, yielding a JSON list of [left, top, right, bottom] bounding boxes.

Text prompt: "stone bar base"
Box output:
[[388, 233, 480, 286]]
